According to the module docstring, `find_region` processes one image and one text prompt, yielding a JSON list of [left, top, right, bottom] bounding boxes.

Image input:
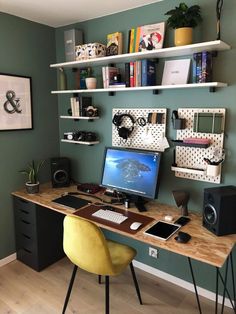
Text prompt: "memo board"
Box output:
[[172, 108, 225, 184], [112, 108, 167, 152]]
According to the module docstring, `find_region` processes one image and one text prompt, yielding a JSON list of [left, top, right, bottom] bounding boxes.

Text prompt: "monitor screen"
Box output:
[[101, 147, 161, 199]]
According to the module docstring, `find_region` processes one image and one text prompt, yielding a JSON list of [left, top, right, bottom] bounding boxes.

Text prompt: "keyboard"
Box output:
[[92, 209, 128, 224]]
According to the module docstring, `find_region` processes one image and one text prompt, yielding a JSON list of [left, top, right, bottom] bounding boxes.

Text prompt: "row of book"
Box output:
[[125, 59, 156, 87], [70, 96, 92, 116], [102, 66, 125, 88], [128, 22, 165, 53], [193, 51, 213, 83]]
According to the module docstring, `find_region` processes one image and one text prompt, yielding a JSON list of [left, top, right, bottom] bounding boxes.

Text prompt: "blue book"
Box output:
[[141, 59, 156, 86], [201, 51, 213, 82]]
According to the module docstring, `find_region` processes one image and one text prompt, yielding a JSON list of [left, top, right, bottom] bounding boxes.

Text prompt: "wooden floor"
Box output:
[[0, 258, 233, 314]]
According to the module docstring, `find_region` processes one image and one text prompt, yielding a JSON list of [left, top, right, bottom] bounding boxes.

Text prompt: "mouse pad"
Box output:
[[52, 195, 90, 210], [73, 204, 154, 234]]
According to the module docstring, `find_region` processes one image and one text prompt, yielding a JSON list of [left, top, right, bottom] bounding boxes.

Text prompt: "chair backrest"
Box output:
[[63, 215, 115, 275]]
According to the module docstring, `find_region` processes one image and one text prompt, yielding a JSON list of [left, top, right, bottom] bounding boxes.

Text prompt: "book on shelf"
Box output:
[[102, 66, 120, 88], [192, 52, 213, 83], [129, 28, 135, 53], [70, 96, 80, 116], [129, 61, 135, 87], [106, 32, 123, 56], [141, 59, 156, 86], [162, 59, 191, 85], [125, 63, 130, 87], [108, 83, 126, 88], [138, 22, 165, 52]]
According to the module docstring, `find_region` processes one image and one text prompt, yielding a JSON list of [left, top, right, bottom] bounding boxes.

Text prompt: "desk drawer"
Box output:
[[15, 217, 36, 239], [14, 197, 36, 224], [17, 247, 39, 270], [16, 232, 37, 253]]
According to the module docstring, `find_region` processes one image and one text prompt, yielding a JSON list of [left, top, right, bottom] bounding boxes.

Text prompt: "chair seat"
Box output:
[[107, 240, 136, 275]]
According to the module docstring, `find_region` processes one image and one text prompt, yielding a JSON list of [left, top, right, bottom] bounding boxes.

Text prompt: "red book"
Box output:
[[130, 61, 134, 87]]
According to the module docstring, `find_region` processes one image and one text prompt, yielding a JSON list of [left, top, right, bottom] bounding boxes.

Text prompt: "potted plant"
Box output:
[[165, 2, 202, 46], [19, 160, 45, 194], [85, 67, 97, 89]]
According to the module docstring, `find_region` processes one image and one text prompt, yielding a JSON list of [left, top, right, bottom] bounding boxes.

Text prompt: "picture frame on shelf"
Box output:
[[161, 59, 191, 85], [0, 73, 33, 131]]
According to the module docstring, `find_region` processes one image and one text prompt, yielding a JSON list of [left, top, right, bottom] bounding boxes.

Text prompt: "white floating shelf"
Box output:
[[171, 166, 205, 175], [52, 82, 227, 94], [61, 139, 99, 145], [50, 40, 230, 69], [60, 115, 99, 120]]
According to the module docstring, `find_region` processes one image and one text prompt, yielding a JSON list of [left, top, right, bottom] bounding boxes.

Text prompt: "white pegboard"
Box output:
[[112, 108, 167, 152], [173, 108, 225, 184]]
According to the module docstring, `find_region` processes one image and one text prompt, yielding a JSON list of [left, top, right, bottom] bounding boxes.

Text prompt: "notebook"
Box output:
[[52, 195, 90, 210]]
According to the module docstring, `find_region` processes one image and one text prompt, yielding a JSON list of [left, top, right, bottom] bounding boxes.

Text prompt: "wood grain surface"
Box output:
[[12, 183, 236, 268]]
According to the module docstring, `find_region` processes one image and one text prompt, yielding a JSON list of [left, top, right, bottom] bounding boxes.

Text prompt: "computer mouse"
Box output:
[[130, 222, 143, 231], [175, 231, 191, 243]]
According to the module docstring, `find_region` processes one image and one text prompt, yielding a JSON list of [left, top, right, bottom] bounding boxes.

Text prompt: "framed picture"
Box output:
[[0, 73, 33, 131], [161, 59, 191, 85]]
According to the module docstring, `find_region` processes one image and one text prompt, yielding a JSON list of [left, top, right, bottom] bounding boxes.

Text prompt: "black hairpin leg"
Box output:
[[130, 262, 143, 305], [221, 257, 229, 313], [188, 257, 202, 314], [105, 276, 110, 314], [216, 267, 219, 314], [230, 252, 236, 309], [62, 265, 78, 314]]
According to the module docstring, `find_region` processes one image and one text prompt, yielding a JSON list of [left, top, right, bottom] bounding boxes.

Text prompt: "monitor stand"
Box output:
[[130, 195, 147, 212]]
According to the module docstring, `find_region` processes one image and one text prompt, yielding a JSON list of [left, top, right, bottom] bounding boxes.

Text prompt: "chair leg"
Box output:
[[62, 265, 78, 314], [130, 262, 143, 305], [105, 276, 110, 314], [98, 275, 102, 284]]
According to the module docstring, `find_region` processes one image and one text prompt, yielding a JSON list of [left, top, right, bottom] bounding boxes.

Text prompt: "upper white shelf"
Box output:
[[51, 82, 227, 94], [50, 40, 230, 69]]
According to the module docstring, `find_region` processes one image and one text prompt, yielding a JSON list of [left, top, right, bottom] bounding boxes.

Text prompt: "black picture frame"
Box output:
[[0, 73, 33, 131]]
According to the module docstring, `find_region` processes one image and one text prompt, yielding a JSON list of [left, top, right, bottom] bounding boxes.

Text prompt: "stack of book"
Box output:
[[102, 66, 125, 88], [128, 22, 165, 53], [192, 51, 213, 83], [125, 59, 156, 87], [69, 96, 92, 116]]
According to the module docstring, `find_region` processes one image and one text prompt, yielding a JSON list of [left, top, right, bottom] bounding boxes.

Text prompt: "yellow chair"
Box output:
[[62, 215, 142, 314]]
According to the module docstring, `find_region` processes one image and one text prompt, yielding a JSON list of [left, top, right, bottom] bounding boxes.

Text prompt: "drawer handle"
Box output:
[[23, 248, 32, 254], [22, 233, 31, 240], [21, 219, 30, 225], [19, 199, 29, 204], [19, 209, 29, 214]]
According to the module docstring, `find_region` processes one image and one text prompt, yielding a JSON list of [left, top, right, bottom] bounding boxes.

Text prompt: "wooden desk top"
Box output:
[[12, 183, 236, 268]]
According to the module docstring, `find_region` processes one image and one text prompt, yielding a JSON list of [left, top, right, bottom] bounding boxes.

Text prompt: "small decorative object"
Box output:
[[216, 0, 224, 40], [165, 3, 202, 46], [58, 67, 67, 90], [19, 160, 45, 194], [162, 59, 191, 85], [172, 190, 190, 216], [0, 73, 32, 131], [75, 43, 106, 60], [206, 164, 221, 177], [106, 32, 123, 56]]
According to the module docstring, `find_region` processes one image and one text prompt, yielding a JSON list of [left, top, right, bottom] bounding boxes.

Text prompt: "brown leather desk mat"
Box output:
[[73, 204, 155, 234]]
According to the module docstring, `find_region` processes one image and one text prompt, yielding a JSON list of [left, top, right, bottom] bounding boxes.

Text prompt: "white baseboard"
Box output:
[[133, 260, 232, 309], [0, 253, 16, 267]]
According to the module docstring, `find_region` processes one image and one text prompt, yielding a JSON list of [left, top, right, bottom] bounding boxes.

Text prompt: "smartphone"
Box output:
[[174, 216, 191, 226]]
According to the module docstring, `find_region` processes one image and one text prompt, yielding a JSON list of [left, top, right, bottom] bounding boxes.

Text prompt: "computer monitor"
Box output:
[[101, 147, 161, 212]]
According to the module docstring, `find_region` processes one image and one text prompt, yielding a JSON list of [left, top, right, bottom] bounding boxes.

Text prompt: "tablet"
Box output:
[[144, 220, 181, 241], [52, 195, 89, 210]]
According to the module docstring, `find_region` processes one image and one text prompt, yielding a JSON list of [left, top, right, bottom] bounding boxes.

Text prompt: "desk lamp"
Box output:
[[172, 190, 190, 216]]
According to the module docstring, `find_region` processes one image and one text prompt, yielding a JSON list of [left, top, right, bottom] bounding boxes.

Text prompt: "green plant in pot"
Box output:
[[165, 2, 202, 46], [19, 160, 45, 194]]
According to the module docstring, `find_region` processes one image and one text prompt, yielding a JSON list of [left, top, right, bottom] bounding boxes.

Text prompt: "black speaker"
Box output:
[[203, 185, 236, 236], [51, 157, 70, 188]]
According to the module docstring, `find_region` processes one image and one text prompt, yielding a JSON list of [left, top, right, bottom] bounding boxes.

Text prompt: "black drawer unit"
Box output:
[[13, 196, 65, 271]]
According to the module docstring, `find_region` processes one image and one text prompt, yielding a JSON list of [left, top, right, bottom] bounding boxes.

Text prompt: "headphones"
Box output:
[[112, 113, 135, 140]]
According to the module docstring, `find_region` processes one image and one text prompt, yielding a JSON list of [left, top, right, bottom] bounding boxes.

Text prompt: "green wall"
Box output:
[[0, 13, 59, 259], [55, 0, 236, 294]]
